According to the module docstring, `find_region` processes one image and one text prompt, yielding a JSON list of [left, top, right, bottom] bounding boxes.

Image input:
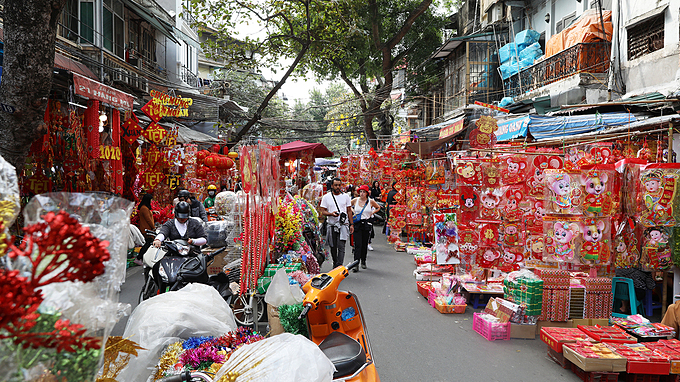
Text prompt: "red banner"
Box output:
[[474, 100, 510, 113], [438, 119, 465, 139], [73, 73, 133, 110]]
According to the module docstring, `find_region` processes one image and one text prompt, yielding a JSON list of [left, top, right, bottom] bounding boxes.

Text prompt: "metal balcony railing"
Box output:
[[180, 64, 199, 88], [503, 41, 611, 98]]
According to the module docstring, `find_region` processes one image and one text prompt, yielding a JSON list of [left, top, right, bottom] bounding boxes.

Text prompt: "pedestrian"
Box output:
[[351, 185, 381, 272], [370, 180, 382, 201], [136, 193, 155, 263], [384, 181, 398, 235], [319, 177, 354, 268], [346, 184, 356, 199], [177, 189, 208, 222], [204, 184, 217, 209]]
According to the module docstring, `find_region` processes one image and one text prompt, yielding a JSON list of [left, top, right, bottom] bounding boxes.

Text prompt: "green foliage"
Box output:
[[278, 303, 309, 337]]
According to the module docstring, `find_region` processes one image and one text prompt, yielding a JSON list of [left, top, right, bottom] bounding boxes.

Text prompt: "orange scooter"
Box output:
[[299, 260, 381, 382]]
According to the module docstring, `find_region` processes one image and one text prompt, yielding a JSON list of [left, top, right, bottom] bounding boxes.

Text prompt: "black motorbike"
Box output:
[[139, 240, 233, 304], [370, 200, 386, 226]]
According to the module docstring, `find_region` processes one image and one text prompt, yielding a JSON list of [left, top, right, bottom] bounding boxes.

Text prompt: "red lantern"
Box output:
[[212, 144, 221, 153], [197, 166, 208, 178], [205, 155, 217, 168], [224, 157, 234, 169], [196, 150, 209, 165]]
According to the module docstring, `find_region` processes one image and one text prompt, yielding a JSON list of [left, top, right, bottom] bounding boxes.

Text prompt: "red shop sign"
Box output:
[[73, 73, 133, 110]]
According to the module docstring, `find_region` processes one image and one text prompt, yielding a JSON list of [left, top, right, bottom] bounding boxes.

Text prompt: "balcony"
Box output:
[[503, 41, 611, 99], [180, 65, 199, 88]]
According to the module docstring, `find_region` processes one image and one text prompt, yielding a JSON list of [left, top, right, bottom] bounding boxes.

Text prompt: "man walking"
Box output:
[[319, 178, 354, 268]]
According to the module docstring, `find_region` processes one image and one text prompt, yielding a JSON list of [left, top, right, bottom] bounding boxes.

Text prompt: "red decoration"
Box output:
[[469, 115, 498, 149], [121, 113, 143, 145], [141, 99, 162, 122], [212, 144, 221, 153], [143, 122, 167, 144], [85, 100, 100, 159], [1, 212, 110, 351], [205, 155, 218, 168], [111, 109, 123, 194]]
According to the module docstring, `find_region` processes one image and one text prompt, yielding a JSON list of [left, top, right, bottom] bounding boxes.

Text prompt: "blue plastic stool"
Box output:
[[612, 277, 642, 318], [642, 285, 663, 317]]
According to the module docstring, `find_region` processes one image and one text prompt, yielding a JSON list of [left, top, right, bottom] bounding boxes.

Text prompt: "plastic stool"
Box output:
[[612, 277, 641, 318], [642, 286, 662, 317]]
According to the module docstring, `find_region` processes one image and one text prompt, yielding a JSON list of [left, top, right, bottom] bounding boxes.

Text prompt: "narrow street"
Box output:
[[115, 233, 581, 381]]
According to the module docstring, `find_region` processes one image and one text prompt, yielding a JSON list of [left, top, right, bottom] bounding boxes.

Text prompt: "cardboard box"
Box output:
[[590, 319, 610, 327], [538, 320, 574, 329], [511, 323, 537, 339], [562, 345, 627, 372]]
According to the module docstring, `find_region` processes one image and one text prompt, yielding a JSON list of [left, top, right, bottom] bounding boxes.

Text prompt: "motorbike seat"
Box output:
[[318, 331, 367, 379]]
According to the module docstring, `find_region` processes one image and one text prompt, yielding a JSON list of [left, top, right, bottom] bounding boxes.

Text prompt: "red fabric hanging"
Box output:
[[111, 109, 123, 194], [85, 100, 100, 159]]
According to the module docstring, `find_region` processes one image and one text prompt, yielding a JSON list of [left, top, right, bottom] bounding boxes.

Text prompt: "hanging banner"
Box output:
[[141, 90, 193, 122], [438, 118, 465, 139], [72, 73, 133, 110], [399, 130, 411, 144], [496, 116, 530, 142]]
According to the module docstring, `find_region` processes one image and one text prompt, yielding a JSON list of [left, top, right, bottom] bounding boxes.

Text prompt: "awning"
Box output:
[[173, 26, 201, 49], [72, 72, 134, 109], [121, 0, 179, 45], [496, 115, 530, 141], [431, 32, 495, 59], [626, 5, 667, 28], [405, 132, 461, 157], [176, 123, 221, 144], [55, 52, 99, 81], [529, 113, 636, 141], [279, 140, 333, 158]]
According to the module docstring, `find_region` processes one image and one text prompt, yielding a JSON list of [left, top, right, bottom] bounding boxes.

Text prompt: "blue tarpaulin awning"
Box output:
[[495, 112, 636, 142]]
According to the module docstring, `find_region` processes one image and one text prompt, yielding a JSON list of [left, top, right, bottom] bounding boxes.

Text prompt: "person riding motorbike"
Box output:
[[153, 201, 207, 249], [177, 189, 208, 222], [204, 184, 217, 210]]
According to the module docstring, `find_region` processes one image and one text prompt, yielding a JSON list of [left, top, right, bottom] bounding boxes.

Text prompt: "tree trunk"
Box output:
[[0, 0, 66, 174]]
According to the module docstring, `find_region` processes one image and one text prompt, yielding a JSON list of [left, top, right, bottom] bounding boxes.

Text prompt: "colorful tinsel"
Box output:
[[278, 303, 309, 337]]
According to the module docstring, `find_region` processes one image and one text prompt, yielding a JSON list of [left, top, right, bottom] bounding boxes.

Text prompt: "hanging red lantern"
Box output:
[[205, 155, 217, 168], [197, 166, 208, 178], [212, 144, 221, 153], [196, 150, 209, 165], [224, 157, 234, 169]]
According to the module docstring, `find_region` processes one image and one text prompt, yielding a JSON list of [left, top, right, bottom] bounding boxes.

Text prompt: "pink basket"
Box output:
[[473, 313, 511, 341], [427, 290, 436, 308]]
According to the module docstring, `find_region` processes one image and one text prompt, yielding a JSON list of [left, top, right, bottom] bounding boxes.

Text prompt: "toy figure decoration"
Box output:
[[526, 235, 545, 262], [544, 217, 581, 262], [581, 170, 613, 217], [468, 115, 498, 148], [503, 187, 525, 222], [525, 199, 546, 233], [499, 248, 524, 272], [544, 170, 582, 214], [456, 162, 482, 185], [477, 247, 501, 268], [478, 189, 502, 222], [641, 227, 672, 269], [458, 186, 479, 225], [501, 155, 528, 185], [639, 169, 677, 227], [579, 218, 609, 264], [502, 222, 523, 246]]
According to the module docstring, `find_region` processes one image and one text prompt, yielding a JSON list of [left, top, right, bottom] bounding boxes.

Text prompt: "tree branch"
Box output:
[[384, 0, 432, 50]]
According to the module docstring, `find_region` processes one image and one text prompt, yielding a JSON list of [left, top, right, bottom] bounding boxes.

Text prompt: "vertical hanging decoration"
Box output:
[[110, 109, 123, 194], [85, 100, 100, 159]]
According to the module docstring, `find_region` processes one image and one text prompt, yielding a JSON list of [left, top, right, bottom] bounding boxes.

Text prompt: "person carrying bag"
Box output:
[[351, 185, 381, 272], [319, 178, 354, 268]]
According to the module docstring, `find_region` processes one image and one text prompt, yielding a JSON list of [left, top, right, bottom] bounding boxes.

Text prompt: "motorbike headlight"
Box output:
[[179, 245, 190, 256], [158, 266, 168, 282]]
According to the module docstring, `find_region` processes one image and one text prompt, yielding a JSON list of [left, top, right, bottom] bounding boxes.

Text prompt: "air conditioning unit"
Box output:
[[490, 4, 504, 23]]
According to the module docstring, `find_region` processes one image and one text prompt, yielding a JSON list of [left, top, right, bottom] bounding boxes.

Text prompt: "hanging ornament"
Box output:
[[143, 122, 167, 144], [469, 115, 498, 149], [121, 113, 143, 144]]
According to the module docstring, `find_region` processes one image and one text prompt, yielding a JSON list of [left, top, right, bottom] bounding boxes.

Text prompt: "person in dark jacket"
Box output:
[[370, 180, 382, 201], [153, 201, 207, 248], [177, 189, 208, 222], [384, 181, 398, 234], [136, 193, 155, 261]]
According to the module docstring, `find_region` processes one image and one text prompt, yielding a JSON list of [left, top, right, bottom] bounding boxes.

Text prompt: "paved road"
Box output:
[[114, 232, 581, 381]]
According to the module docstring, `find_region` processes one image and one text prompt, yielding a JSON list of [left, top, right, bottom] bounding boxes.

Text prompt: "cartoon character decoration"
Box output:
[[502, 222, 523, 246], [425, 160, 446, 185], [458, 229, 480, 260], [544, 170, 582, 214], [613, 235, 639, 268], [501, 155, 528, 185], [565, 147, 589, 170], [544, 218, 581, 262], [468, 115, 498, 149], [528, 154, 563, 198], [503, 188, 525, 222], [639, 169, 677, 227], [456, 162, 482, 185], [458, 186, 479, 225], [589, 145, 613, 164], [578, 218, 610, 265], [499, 248, 524, 272], [641, 227, 672, 269], [581, 170, 613, 217], [525, 200, 546, 233], [478, 189, 502, 221], [477, 247, 501, 268], [433, 213, 460, 265], [526, 235, 545, 262]]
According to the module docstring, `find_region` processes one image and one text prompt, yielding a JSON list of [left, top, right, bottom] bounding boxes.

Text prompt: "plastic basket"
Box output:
[[473, 312, 510, 341], [435, 301, 466, 314], [427, 290, 436, 308], [416, 281, 432, 298]]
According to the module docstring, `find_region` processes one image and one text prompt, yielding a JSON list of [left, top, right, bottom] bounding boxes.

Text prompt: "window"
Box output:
[[590, 0, 612, 10], [103, 0, 125, 58], [142, 29, 155, 63], [627, 13, 664, 60], [556, 12, 576, 34], [80, 0, 94, 44], [58, 0, 79, 42]]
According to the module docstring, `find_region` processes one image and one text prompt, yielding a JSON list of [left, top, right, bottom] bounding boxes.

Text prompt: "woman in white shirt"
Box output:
[[351, 185, 381, 272]]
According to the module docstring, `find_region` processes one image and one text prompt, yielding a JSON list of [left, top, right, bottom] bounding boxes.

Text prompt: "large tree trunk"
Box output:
[[0, 0, 66, 173]]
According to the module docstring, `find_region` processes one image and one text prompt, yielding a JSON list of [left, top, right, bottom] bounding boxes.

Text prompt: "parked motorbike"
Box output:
[[370, 201, 386, 226], [139, 238, 232, 304], [299, 260, 381, 382]]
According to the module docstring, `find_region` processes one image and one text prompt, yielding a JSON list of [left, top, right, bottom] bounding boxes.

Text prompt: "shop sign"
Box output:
[[399, 130, 411, 144], [474, 101, 509, 113], [122, 115, 143, 144], [438, 119, 465, 139], [27, 172, 53, 194], [72, 73, 133, 110], [142, 90, 192, 121], [142, 170, 166, 189], [99, 145, 121, 160], [496, 116, 529, 142], [143, 122, 167, 144]]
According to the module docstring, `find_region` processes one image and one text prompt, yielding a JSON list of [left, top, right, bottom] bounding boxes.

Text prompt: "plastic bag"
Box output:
[[118, 283, 237, 382], [519, 42, 543, 61], [214, 333, 335, 382], [0, 154, 20, 233], [265, 268, 305, 307], [515, 29, 540, 46]]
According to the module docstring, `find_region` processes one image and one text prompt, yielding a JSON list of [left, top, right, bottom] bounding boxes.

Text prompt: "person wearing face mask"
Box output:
[[204, 184, 218, 210], [153, 201, 207, 248]]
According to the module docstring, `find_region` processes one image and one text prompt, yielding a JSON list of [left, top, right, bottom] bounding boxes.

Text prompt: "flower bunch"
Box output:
[[274, 196, 304, 252]]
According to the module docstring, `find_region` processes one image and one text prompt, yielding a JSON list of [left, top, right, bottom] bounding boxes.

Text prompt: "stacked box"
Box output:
[[539, 288, 553, 320], [284, 263, 302, 273], [263, 264, 285, 276], [504, 277, 544, 316], [551, 289, 571, 321], [257, 276, 272, 294], [584, 277, 613, 319], [537, 269, 570, 290], [536, 270, 570, 321]]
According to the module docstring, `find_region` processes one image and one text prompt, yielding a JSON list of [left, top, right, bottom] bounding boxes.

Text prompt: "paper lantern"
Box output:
[[227, 151, 238, 159], [205, 155, 218, 168], [224, 157, 234, 169], [212, 144, 221, 153], [197, 166, 208, 178]]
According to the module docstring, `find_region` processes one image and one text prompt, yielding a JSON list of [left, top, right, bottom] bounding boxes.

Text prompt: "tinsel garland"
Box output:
[[278, 303, 308, 337]]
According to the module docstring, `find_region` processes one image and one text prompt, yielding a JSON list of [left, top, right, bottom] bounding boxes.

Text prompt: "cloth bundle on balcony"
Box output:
[[546, 9, 612, 58], [498, 30, 543, 80]]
